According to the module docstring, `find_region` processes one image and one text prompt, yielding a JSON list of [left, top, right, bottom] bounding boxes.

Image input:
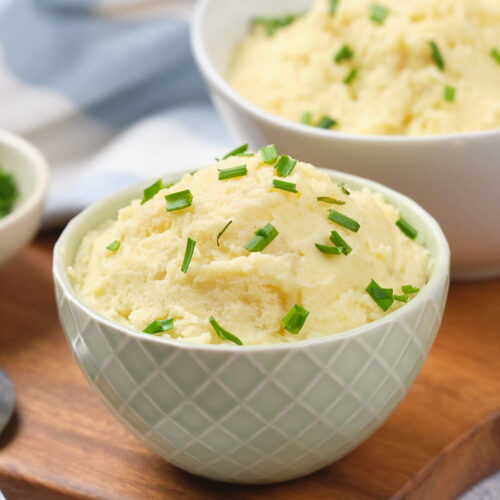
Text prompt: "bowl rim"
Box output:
[[0, 129, 49, 229], [191, 0, 500, 143], [53, 165, 450, 353]]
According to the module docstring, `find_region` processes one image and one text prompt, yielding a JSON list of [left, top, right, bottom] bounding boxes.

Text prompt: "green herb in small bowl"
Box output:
[[0, 168, 18, 219]]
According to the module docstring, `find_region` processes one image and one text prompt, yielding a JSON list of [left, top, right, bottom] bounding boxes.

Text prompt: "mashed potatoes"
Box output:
[[228, 0, 500, 135], [71, 149, 431, 345]]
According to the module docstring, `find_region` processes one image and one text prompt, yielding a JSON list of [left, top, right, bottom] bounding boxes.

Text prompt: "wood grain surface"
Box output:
[[0, 233, 499, 500]]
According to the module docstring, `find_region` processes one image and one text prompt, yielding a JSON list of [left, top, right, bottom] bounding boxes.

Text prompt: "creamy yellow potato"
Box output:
[[71, 151, 431, 345], [228, 0, 500, 136]]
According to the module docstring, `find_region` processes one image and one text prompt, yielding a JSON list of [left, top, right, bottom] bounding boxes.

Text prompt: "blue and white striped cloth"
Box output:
[[0, 0, 232, 226]]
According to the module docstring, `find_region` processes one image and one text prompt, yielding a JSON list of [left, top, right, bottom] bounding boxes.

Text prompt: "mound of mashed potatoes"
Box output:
[[70, 149, 431, 345], [228, 0, 500, 136]]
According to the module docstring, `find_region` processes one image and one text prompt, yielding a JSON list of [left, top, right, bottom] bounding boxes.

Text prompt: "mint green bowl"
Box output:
[[53, 168, 449, 484]]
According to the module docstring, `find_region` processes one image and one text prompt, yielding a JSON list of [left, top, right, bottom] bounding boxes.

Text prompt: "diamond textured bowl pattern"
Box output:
[[54, 274, 448, 484]]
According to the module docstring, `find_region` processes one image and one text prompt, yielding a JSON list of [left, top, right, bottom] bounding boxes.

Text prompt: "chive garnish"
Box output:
[[252, 14, 300, 37], [245, 223, 278, 252], [329, 0, 340, 15], [260, 145, 278, 164], [492, 48, 500, 64], [275, 155, 297, 177], [338, 182, 350, 195], [218, 165, 247, 180], [344, 68, 358, 85], [181, 238, 196, 273], [272, 179, 298, 193], [328, 210, 360, 232], [444, 85, 456, 102], [0, 168, 18, 218], [300, 111, 312, 125], [222, 144, 248, 160], [330, 230, 352, 255], [396, 217, 418, 239], [165, 189, 193, 212], [143, 318, 174, 334], [282, 304, 309, 334], [315, 243, 343, 255], [317, 196, 345, 205], [216, 220, 233, 247], [402, 284, 420, 294], [394, 294, 409, 303], [209, 316, 243, 345], [316, 115, 338, 129], [370, 4, 389, 24], [334, 45, 354, 63], [365, 279, 394, 311], [141, 180, 163, 205], [430, 41, 445, 71], [106, 240, 121, 252]]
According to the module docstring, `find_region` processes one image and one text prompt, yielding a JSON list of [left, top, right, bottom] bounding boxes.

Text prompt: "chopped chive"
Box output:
[[329, 0, 340, 15], [222, 143, 248, 159], [338, 182, 350, 195], [330, 230, 352, 255], [272, 179, 298, 193], [444, 85, 456, 102], [252, 14, 300, 37], [260, 145, 278, 164], [394, 294, 409, 303], [209, 316, 243, 345], [165, 182, 176, 189], [492, 47, 500, 64], [334, 45, 354, 64], [300, 111, 312, 125], [143, 318, 174, 334], [328, 210, 360, 232], [315, 243, 343, 255], [190, 170, 197, 176], [0, 168, 18, 219], [141, 180, 163, 204], [316, 115, 338, 129], [430, 41, 445, 71], [396, 217, 418, 239], [181, 238, 196, 273], [365, 279, 394, 311], [245, 223, 278, 252], [218, 165, 247, 180], [165, 189, 193, 212], [370, 4, 389, 24], [216, 220, 232, 247], [282, 304, 309, 334], [106, 240, 121, 252], [317, 196, 345, 205], [344, 68, 358, 85], [275, 155, 297, 177], [402, 284, 420, 294]]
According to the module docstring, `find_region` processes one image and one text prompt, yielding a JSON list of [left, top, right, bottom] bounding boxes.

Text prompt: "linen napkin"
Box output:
[[0, 0, 232, 227]]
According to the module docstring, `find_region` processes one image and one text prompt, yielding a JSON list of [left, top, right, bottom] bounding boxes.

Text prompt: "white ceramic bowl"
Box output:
[[0, 130, 49, 268], [191, 0, 500, 280], [53, 167, 449, 484]]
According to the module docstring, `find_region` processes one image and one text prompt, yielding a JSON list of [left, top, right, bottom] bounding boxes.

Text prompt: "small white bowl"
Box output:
[[0, 130, 48, 268], [53, 167, 449, 484], [191, 0, 500, 280]]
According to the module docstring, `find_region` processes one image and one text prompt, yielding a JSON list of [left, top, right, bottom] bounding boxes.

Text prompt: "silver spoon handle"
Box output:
[[0, 368, 15, 436]]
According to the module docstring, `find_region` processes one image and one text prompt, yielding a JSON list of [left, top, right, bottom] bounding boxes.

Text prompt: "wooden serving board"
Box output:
[[0, 234, 498, 500]]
